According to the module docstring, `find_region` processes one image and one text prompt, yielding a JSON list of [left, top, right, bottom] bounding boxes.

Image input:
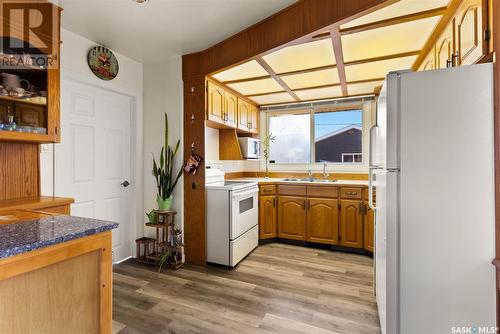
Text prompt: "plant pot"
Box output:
[[157, 195, 173, 211]]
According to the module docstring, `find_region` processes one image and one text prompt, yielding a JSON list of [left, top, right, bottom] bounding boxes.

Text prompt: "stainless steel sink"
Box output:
[[283, 178, 337, 183]]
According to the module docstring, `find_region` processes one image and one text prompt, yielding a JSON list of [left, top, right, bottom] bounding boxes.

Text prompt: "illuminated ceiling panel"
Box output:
[[281, 68, 340, 90], [250, 92, 295, 105], [347, 81, 384, 96], [295, 86, 343, 101], [227, 78, 283, 95], [342, 17, 440, 62], [341, 0, 449, 29], [345, 55, 417, 82], [262, 39, 336, 74], [212, 60, 269, 82]]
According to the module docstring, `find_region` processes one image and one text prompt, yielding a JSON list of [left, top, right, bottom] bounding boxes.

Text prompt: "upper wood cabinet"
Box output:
[[237, 98, 250, 132], [278, 196, 307, 241], [224, 91, 238, 128], [259, 195, 277, 239], [456, 0, 485, 66], [306, 198, 339, 245], [0, 3, 61, 144], [419, 0, 488, 71], [207, 81, 225, 124], [206, 80, 258, 135], [340, 200, 363, 249], [249, 104, 259, 134]]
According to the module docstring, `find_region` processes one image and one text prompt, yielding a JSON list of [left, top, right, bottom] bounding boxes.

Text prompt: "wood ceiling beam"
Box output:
[[344, 50, 420, 66], [308, 7, 447, 41], [222, 75, 271, 85], [340, 6, 447, 35], [330, 27, 348, 96], [412, 0, 462, 71], [256, 57, 301, 101]]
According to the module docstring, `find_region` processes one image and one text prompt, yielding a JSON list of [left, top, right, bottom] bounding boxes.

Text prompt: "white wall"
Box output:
[[143, 57, 184, 231], [40, 28, 144, 243]]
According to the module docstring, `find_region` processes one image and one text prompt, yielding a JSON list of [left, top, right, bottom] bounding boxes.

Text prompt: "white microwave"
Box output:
[[238, 137, 261, 159]]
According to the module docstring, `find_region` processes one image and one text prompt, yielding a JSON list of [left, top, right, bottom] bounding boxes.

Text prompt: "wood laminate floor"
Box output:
[[112, 243, 380, 334]]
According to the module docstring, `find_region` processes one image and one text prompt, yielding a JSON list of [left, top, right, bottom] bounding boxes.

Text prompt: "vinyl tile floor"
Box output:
[[112, 243, 380, 334]]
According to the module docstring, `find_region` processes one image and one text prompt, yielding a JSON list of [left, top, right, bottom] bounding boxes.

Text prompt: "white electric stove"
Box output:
[[206, 164, 259, 267]]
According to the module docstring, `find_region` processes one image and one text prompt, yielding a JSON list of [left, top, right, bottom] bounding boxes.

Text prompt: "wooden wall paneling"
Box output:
[[219, 129, 243, 160], [183, 0, 396, 78], [183, 76, 206, 265], [0, 143, 40, 201], [493, 0, 500, 325]]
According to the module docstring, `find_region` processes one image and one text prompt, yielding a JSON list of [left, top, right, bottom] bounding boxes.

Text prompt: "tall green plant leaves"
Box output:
[[152, 113, 183, 200]]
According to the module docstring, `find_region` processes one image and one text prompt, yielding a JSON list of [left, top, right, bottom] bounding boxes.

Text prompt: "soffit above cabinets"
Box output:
[[209, 0, 449, 106]]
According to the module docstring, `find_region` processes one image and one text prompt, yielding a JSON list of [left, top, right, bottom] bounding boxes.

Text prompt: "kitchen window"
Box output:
[[267, 108, 364, 164]]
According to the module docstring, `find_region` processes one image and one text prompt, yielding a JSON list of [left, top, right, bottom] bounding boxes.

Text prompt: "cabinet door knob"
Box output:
[[121, 180, 130, 187]]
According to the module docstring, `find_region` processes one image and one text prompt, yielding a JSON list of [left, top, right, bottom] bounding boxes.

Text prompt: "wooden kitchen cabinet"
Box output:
[[207, 81, 225, 124], [249, 104, 259, 134], [456, 0, 485, 66], [237, 98, 250, 132], [278, 196, 307, 241], [436, 22, 454, 69], [364, 203, 375, 252], [340, 200, 364, 249], [259, 195, 277, 239], [224, 90, 238, 128], [306, 198, 338, 245]]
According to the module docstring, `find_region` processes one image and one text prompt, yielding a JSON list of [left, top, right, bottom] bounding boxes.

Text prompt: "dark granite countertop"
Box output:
[[0, 215, 119, 259]]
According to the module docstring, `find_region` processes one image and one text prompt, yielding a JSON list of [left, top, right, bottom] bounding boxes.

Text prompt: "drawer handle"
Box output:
[[345, 191, 358, 196]]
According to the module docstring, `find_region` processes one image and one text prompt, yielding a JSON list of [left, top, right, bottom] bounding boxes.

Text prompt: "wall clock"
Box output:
[[87, 45, 119, 80]]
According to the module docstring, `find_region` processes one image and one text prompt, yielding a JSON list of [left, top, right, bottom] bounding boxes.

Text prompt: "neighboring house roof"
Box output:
[[315, 125, 362, 142]]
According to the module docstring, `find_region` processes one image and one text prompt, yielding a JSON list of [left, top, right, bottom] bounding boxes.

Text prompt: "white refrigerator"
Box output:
[[370, 64, 496, 334]]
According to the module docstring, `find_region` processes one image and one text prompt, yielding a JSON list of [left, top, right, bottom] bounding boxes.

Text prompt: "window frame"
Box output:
[[266, 104, 365, 166]]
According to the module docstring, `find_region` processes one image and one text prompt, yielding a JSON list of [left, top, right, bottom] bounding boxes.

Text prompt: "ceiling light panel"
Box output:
[[341, 0, 450, 29], [342, 17, 440, 62], [212, 60, 269, 82], [347, 81, 384, 95], [345, 55, 417, 82], [281, 68, 340, 90], [227, 78, 283, 96], [262, 39, 336, 74], [250, 92, 295, 105], [294, 86, 343, 101]]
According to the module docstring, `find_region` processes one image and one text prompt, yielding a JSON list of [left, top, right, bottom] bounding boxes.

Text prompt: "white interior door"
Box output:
[[56, 78, 134, 262]]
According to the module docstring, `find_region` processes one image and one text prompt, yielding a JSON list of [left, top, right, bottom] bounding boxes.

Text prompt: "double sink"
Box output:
[[283, 178, 337, 183]]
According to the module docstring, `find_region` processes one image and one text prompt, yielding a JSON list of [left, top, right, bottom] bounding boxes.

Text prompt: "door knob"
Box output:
[[121, 180, 130, 187]]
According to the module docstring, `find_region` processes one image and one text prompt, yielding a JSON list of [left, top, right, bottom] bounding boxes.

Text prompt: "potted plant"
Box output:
[[152, 113, 183, 211], [262, 133, 276, 178]]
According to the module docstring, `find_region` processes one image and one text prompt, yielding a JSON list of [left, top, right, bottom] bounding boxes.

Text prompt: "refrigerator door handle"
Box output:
[[369, 124, 379, 168], [368, 166, 379, 210]]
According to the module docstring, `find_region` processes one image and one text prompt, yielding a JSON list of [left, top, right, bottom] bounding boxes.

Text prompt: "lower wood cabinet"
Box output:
[[363, 203, 374, 252], [306, 198, 338, 245], [340, 200, 364, 249], [259, 195, 277, 239], [277, 196, 306, 241]]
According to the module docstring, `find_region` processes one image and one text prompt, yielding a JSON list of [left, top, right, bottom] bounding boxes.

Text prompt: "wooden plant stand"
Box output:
[[135, 210, 184, 270]]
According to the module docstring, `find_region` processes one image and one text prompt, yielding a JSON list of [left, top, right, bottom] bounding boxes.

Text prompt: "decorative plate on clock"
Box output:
[[87, 46, 119, 80]]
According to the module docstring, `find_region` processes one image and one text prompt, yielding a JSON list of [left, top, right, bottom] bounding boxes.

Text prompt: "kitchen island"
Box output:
[[0, 211, 118, 334]]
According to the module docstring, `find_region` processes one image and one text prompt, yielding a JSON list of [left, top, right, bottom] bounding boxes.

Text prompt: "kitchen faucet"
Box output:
[[322, 163, 329, 180], [308, 169, 313, 180]]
